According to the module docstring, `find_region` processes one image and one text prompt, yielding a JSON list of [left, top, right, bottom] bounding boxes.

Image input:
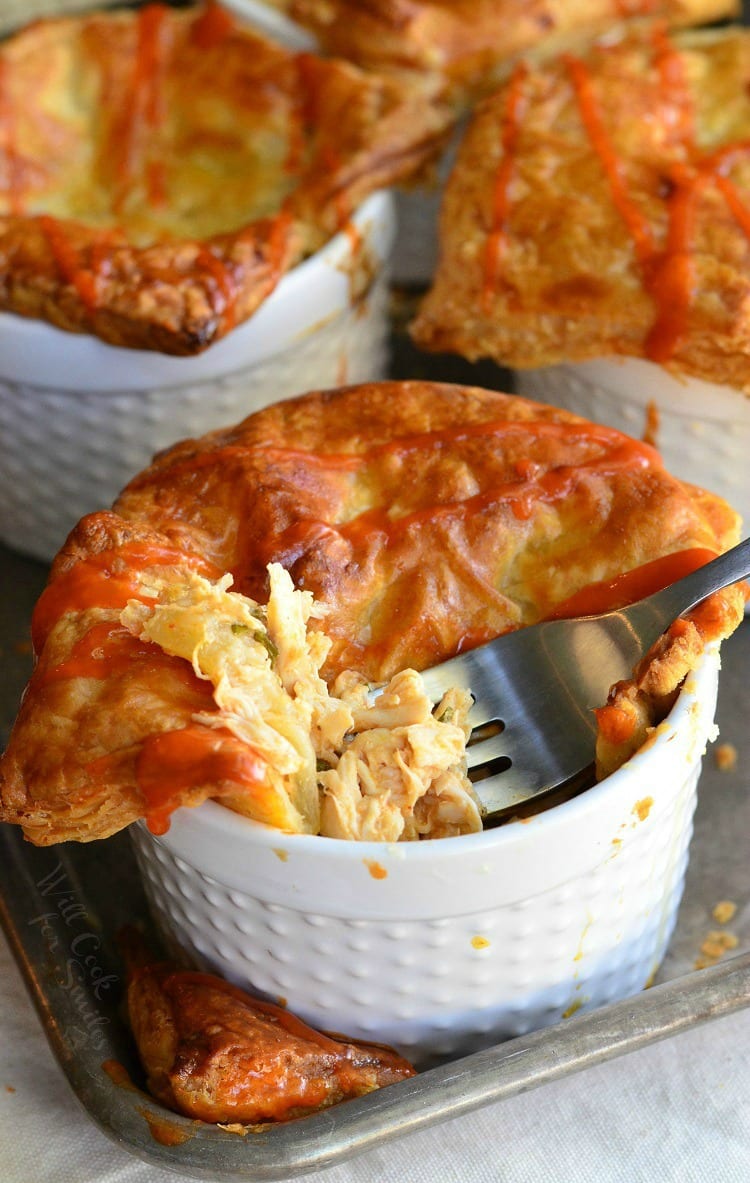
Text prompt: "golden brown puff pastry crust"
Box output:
[[121, 931, 415, 1123], [0, 3, 449, 354], [266, 1, 738, 105], [0, 380, 744, 845], [412, 24, 750, 390]]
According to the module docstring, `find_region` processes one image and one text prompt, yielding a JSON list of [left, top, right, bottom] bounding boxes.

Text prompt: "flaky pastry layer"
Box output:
[[266, 1, 737, 106], [0, 3, 449, 353], [0, 381, 744, 845], [412, 23, 750, 390]]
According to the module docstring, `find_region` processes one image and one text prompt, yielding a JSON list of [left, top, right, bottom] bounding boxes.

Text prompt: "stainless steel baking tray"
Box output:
[[1, 335, 749, 1180]]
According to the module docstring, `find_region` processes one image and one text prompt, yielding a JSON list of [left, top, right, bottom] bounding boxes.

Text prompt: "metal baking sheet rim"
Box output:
[[0, 819, 748, 1180]]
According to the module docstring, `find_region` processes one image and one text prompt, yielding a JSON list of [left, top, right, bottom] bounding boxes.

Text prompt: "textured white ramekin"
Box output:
[[0, 190, 395, 564], [515, 358, 750, 540], [131, 644, 720, 1067]]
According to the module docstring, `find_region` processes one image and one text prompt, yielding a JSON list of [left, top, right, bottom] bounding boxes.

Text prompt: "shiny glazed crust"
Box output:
[[0, 381, 744, 844], [0, 4, 449, 354], [124, 944, 416, 1123], [411, 25, 750, 390], [269, 0, 738, 104]]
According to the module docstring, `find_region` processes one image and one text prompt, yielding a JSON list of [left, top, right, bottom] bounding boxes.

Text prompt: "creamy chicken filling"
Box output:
[[121, 563, 481, 841]]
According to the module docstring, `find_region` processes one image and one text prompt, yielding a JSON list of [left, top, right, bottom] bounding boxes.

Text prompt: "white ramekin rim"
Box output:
[[148, 643, 719, 916], [556, 356, 750, 425], [0, 189, 395, 393], [221, 0, 318, 49]]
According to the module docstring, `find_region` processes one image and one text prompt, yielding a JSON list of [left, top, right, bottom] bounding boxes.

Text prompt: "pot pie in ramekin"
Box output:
[[0, 188, 396, 564], [411, 22, 750, 529], [0, 1, 449, 561], [0, 379, 744, 847], [1, 378, 744, 1061], [0, 1, 448, 354]]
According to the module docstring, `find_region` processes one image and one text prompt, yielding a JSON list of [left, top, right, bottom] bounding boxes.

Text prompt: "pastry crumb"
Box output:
[[695, 928, 740, 969], [713, 743, 737, 772], [712, 900, 737, 925]]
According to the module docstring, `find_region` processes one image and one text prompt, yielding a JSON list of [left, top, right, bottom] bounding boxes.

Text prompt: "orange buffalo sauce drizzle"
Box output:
[[131, 419, 658, 559], [337, 435, 647, 541], [31, 541, 219, 652], [564, 52, 655, 269], [37, 215, 103, 312], [481, 62, 528, 312], [140, 4, 171, 208], [546, 547, 718, 620], [190, 1, 235, 49], [113, 4, 171, 212], [641, 28, 699, 362], [480, 25, 750, 361], [136, 726, 267, 835], [35, 620, 211, 701], [29, 536, 252, 835], [131, 418, 657, 507], [562, 27, 750, 363], [184, 1, 291, 338], [643, 160, 702, 363], [333, 420, 653, 535]]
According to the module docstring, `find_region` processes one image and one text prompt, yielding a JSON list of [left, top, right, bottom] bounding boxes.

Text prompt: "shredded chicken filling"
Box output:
[[121, 564, 481, 841]]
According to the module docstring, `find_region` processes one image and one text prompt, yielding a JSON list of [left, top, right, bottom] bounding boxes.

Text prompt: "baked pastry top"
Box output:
[[411, 23, 750, 390], [0, 380, 744, 846], [0, 2, 448, 353], [122, 930, 415, 1123], [262, 1, 738, 105]]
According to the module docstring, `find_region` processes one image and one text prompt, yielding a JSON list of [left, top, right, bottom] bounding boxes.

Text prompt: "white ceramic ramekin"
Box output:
[[515, 359, 750, 540], [220, 0, 318, 50], [131, 644, 720, 1067], [0, 190, 395, 564]]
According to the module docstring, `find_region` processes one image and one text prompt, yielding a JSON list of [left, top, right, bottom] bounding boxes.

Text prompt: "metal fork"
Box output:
[[419, 537, 750, 820]]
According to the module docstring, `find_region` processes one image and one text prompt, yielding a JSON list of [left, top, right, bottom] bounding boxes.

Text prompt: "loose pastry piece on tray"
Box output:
[[121, 929, 416, 1124], [411, 22, 750, 391], [0, 2, 449, 354], [259, 0, 739, 105], [0, 381, 744, 846]]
